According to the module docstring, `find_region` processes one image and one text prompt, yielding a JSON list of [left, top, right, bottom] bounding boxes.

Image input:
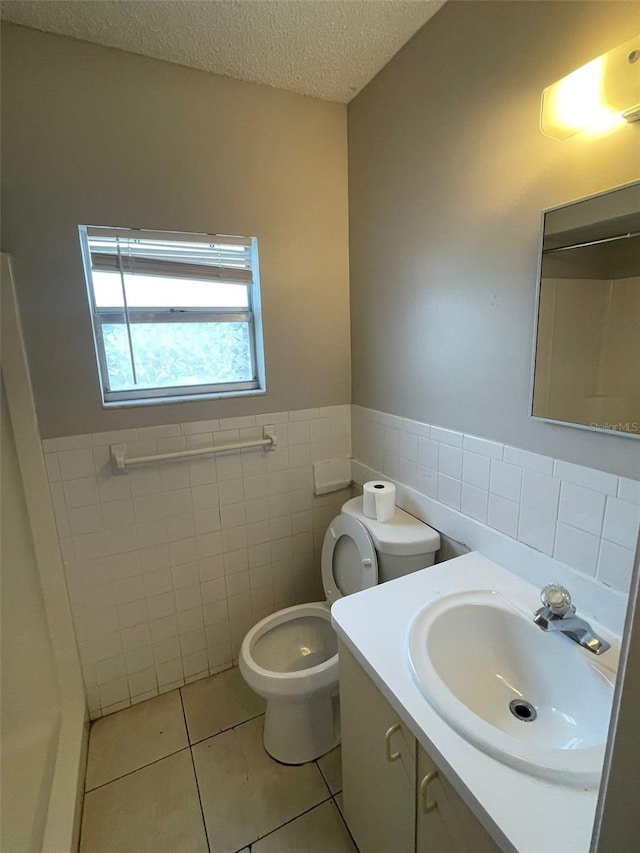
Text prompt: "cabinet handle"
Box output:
[[384, 723, 402, 762], [420, 769, 439, 813]]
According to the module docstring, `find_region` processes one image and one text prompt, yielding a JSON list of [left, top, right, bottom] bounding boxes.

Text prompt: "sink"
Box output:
[[407, 589, 615, 786]]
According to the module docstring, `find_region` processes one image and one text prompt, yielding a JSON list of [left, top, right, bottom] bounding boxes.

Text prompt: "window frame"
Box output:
[[79, 225, 266, 407]]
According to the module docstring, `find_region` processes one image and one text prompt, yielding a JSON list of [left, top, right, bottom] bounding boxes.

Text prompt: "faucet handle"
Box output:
[[541, 583, 573, 616]]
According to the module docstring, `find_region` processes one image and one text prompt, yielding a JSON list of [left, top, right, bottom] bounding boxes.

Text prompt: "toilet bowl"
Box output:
[[239, 496, 440, 764]]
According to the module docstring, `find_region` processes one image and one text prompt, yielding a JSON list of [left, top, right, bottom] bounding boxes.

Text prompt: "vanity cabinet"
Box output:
[[415, 746, 499, 853], [340, 640, 416, 852], [339, 642, 500, 853]]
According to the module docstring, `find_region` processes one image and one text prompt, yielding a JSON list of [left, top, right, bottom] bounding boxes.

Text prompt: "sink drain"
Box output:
[[509, 699, 537, 722]]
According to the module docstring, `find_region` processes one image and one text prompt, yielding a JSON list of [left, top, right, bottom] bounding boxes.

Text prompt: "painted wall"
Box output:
[[0, 24, 350, 438], [348, 0, 640, 479]]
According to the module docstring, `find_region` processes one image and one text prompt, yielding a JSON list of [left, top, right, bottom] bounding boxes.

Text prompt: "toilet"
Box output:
[[239, 496, 440, 764]]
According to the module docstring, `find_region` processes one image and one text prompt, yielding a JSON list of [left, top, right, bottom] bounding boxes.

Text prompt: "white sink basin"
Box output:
[[407, 590, 615, 786]]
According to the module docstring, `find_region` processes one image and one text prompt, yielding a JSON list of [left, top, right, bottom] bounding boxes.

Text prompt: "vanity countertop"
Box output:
[[331, 551, 618, 853]]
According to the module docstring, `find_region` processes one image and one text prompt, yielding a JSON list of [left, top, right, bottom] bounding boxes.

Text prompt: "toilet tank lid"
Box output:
[[341, 497, 440, 556]]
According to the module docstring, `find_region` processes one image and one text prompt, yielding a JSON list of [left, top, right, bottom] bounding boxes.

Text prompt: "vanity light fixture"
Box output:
[[541, 34, 640, 140]]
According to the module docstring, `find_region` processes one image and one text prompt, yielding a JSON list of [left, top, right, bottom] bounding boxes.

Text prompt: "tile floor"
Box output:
[[80, 667, 357, 852]]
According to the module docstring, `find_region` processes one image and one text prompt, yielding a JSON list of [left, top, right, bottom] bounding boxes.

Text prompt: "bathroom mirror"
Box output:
[[530, 181, 640, 438]]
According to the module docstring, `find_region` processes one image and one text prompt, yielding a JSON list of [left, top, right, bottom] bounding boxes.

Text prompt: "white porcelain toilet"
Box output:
[[239, 497, 440, 764]]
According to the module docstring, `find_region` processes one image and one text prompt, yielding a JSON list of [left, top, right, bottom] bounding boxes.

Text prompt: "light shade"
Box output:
[[541, 35, 640, 140]]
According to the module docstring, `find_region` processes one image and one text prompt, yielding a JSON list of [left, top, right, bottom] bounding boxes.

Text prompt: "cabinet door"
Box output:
[[416, 745, 458, 853], [417, 746, 500, 853], [339, 642, 416, 853]]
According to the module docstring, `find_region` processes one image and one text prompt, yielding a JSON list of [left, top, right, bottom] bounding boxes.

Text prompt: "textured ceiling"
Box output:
[[0, 0, 445, 102]]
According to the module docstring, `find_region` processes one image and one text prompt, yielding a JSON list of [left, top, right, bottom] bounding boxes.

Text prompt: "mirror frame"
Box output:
[[528, 180, 640, 441]]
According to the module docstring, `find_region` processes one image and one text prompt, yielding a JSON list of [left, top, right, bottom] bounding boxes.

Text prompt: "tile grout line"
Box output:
[[248, 794, 334, 847], [178, 690, 212, 853], [315, 745, 354, 848], [85, 706, 268, 794], [331, 790, 359, 852], [85, 673, 349, 850], [185, 694, 337, 849], [315, 757, 337, 799], [187, 710, 266, 749], [84, 743, 192, 794]]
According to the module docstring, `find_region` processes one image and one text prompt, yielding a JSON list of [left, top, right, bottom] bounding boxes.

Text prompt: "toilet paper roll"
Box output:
[[363, 481, 396, 523]]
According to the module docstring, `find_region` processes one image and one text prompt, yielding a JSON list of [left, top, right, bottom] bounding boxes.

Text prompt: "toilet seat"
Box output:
[[321, 514, 378, 604]]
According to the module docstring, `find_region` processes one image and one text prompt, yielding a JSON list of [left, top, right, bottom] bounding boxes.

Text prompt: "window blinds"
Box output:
[[85, 227, 254, 285]]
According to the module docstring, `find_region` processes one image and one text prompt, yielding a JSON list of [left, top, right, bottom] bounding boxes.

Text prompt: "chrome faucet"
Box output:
[[533, 584, 610, 655]]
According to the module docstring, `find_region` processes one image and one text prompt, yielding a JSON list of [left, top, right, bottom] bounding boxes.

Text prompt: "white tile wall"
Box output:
[[518, 470, 560, 555], [46, 401, 640, 719], [352, 405, 640, 598], [44, 406, 351, 719]]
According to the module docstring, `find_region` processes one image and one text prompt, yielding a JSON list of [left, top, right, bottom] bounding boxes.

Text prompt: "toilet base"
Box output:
[[263, 690, 341, 764]]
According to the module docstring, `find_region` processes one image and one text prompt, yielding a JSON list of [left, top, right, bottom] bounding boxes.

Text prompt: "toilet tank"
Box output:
[[341, 497, 440, 583]]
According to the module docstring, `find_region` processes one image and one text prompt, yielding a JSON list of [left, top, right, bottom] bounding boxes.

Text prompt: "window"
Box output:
[[79, 226, 265, 406]]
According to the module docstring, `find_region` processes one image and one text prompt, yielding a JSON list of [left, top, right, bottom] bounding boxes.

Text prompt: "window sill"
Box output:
[[102, 387, 267, 409]]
